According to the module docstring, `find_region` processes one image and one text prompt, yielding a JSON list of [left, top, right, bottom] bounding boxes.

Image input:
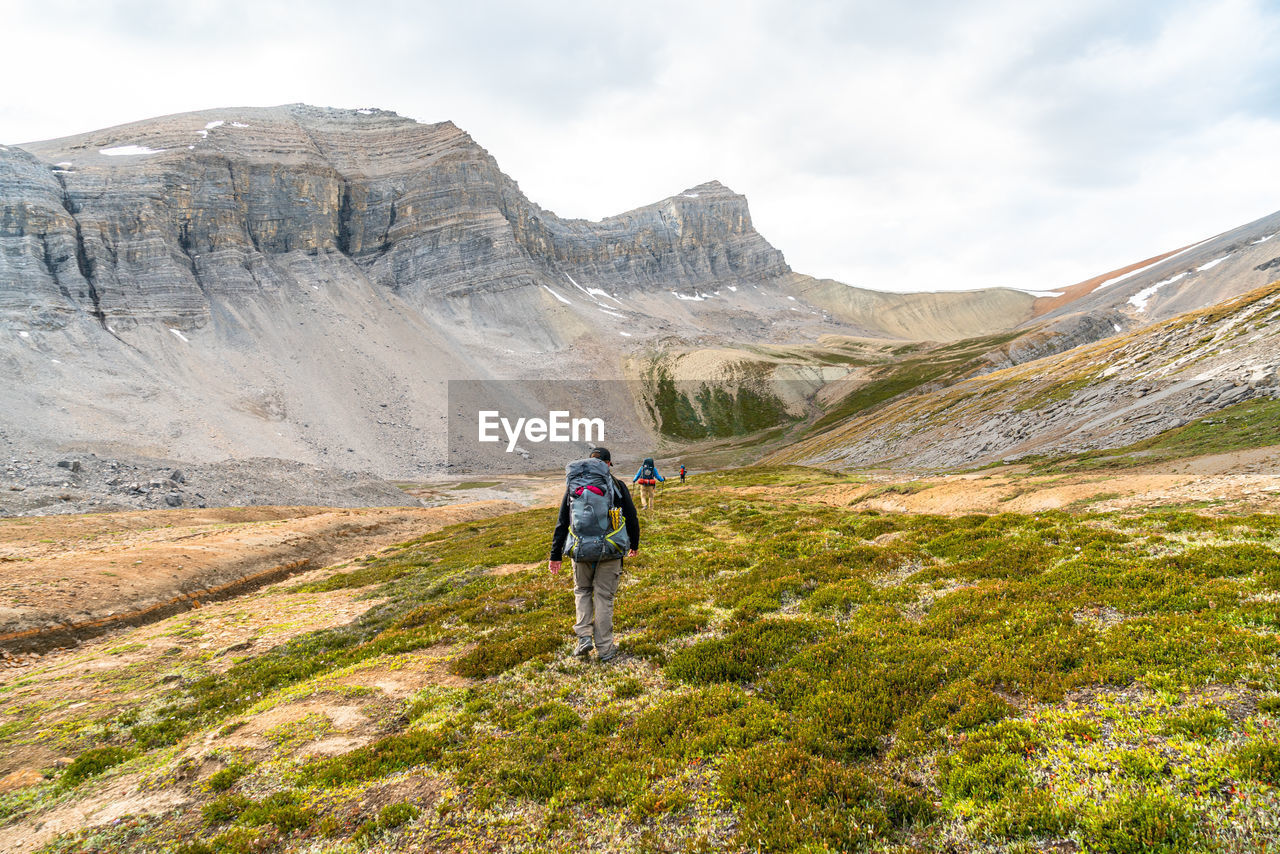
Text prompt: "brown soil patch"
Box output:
[[0, 495, 518, 849], [0, 500, 520, 654], [0, 772, 193, 854], [201, 645, 474, 762], [211, 698, 374, 757], [1030, 245, 1188, 318], [487, 562, 539, 577], [0, 767, 44, 794], [732, 446, 1280, 517], [332, 643, 475, 696], [0, 579, 388, 778]]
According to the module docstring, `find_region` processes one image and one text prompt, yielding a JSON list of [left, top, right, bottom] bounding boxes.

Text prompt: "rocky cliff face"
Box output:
[[0, 105, 837, 479], [5, 105, 787, 331]]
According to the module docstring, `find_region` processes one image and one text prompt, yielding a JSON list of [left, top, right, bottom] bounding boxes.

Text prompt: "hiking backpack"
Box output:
[[564, 458, 629, 562], [638, 461, 657, 486]]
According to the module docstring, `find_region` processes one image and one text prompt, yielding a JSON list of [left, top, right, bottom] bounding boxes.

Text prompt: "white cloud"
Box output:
[[1, 0, 1278, 292]]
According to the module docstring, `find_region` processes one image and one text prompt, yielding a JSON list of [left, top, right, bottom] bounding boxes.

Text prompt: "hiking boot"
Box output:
[[597, 647, 620, 663], [573, 638, 593, 657]]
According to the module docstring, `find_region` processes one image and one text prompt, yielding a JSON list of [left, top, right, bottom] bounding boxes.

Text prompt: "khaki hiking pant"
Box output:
[[574, 557, 621, 656], [640, 483, 656, 510]]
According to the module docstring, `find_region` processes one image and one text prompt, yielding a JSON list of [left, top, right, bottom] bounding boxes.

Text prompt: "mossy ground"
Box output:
[[7, 465, 1280, 852]]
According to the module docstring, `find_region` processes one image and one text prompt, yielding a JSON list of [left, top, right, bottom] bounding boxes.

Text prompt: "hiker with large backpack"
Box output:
[[548, 447, 640, 662], [632, 457, 665, 511], [678, 465, 687, 484]]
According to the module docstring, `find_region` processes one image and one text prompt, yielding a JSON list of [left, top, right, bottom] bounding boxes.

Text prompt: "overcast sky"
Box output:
[[3, 0, 1278, 292]]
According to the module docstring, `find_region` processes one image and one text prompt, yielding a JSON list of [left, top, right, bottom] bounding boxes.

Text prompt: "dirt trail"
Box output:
[[0, 501, 520, 654]]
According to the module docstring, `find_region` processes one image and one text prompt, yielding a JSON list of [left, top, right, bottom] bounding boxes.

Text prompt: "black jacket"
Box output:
[[550, 476, 640, 561]]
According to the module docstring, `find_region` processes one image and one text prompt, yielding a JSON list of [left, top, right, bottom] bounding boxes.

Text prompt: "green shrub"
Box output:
[[806, 578, 877, 615], [974, 788, 1072, 840], [306, 728, 445, 786], [943, 751, 1028, 803], [630, 782, 691, 819], [488, 732, 599, 800], [173, 842, 215, 854], [238, 790, 314, 833], [450, 624, 563, 677], [194, 828, 266, 854], [613, 677, 644, 700], [1167, 543, 1280, 579], [202, 793, 252, 825], [1234, 740, 1280, 783], [519, 701, 583, 734], [586, 709, 621, 736], [60, 746, 133, 788], [1115, 747, 1169, 779], [1161, 704, 1230, 739], [586, 760, 648, 807], [664, 619, 826, 684], [793, 684, 899, 757], [720, 743, 933, 852], [913, 681, 1015, 734], [938, 721, 1039, 804], [1258, 695, 1280, 715], [378, 801, 419, 829], [206, 761, 251, 792], [625, 685, 782, 760], [1079, 792, 1200, 853]]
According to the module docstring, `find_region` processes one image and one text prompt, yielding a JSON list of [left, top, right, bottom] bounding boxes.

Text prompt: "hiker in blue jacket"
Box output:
[[632, 457, 665, 511]]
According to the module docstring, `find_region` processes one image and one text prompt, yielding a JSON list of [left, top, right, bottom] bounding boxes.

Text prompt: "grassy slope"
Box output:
[[802, 333, 1021, 436], [1021, 397, 1280, 473], [8, 467, 1280, 853], [776, 280, 1280, 467], [638, 330, 1020, 456]]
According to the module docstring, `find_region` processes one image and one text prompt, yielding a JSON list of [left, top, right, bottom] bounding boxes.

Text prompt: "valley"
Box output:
[[1, 103, 1279, 853], [1, 443, 1279, 852]]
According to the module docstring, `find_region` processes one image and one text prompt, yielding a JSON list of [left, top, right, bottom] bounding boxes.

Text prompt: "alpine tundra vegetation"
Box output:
[[5, 466, 1280, 853]]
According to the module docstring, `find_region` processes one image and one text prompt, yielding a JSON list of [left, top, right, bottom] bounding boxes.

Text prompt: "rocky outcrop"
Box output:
[[979, 309, 1129, 372], [775, 282, 1280, 470], [0, 147, 94, 327], [0, 105, 827, 478], [5, 105, 787, 329]]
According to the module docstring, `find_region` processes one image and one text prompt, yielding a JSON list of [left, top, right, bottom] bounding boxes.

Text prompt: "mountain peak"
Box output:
[[676, 180, 734, 199]]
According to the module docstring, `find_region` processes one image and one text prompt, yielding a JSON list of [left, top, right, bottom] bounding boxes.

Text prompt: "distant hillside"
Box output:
[[0, 104, 1033, 478], [3, 104, 1278, 482], [772, 280, 1280, 470]]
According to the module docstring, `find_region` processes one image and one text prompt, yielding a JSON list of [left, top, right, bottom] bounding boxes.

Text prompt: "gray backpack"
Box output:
[[564, 458, 629, 562]]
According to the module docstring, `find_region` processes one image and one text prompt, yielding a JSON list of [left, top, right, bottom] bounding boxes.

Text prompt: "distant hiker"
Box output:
[[549, 447, 640, 662], [633, 457, 665, 511], [679, 465, 687, 484]]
